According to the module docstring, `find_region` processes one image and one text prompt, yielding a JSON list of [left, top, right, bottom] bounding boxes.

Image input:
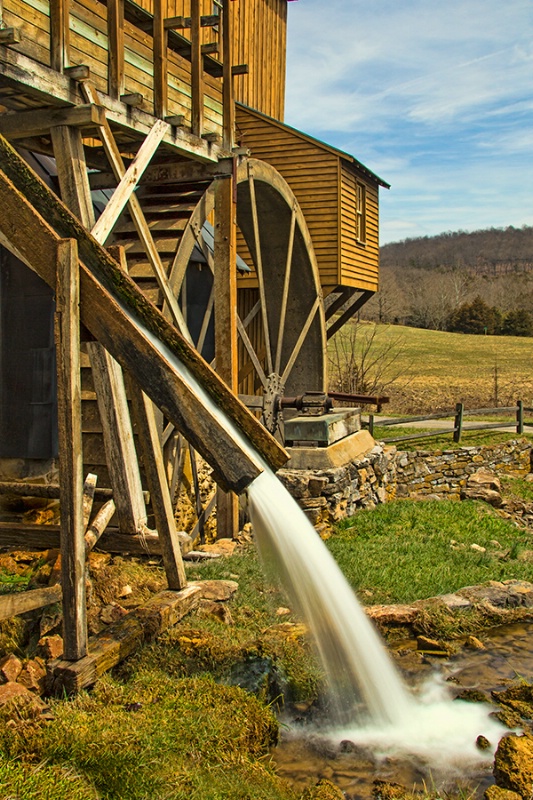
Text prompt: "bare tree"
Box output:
[[328, 321, 409, 395]]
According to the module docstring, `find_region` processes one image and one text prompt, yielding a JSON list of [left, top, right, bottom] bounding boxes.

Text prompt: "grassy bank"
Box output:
[[328, 321, 533, 414]]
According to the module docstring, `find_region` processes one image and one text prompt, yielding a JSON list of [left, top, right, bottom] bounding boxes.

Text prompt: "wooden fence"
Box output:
[[367, 401, 533, 445]]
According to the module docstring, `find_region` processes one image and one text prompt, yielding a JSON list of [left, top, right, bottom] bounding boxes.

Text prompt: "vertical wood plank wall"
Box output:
[[340, 163, 379, 292], [1, 0, 287, 128], [235, 105, 340, 292]]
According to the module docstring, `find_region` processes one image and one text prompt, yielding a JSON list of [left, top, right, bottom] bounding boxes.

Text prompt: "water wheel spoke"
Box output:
[[248, 170, 274, 375], [190, 493, 216, 541], [242, 299, 261, 330], [237, 314, 268, 389], [275, 204, 297, 376], [196, 284, 215, 354], [280, 296, 321, 386]]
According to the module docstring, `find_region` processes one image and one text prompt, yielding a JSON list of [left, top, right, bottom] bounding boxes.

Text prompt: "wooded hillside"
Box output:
[[365, 225, 533, 333]]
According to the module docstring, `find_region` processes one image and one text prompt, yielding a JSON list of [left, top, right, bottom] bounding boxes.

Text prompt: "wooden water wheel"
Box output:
[[111, 157, 326, 536]]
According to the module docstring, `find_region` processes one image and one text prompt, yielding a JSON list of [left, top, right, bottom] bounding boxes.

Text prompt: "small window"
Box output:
[[356, 182, 366, 244]]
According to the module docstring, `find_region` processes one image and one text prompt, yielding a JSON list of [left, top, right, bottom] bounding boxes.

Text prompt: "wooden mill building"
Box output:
[[0, 0, 388, 676]]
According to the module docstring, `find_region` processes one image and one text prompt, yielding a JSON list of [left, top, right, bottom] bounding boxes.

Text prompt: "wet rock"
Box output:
[[225, 656, 287, 706], [477, 734, 492, 750], [0, 653, 22, 683], [465, 635, 485, 650], [372, 779, 418, 800], [492, 708, 525, 730], [456, 689, 489, 703], [492, 684, 533, 720], [191, 579, 238, 601], [484, 786, 523, 800], [493, 733, 533, 799], [196, 598, 234, 625], [416, 636, 451, 656], [302, 778, 344, 800], [276, 607, 291, 616]]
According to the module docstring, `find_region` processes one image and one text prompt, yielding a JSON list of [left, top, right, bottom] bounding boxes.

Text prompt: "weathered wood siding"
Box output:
[[133, 0, 287, 119], [235, 104, 340, 291], [1, 0, 288, 132], [339, 163, 379, 292], [235, 105, 381, 294]]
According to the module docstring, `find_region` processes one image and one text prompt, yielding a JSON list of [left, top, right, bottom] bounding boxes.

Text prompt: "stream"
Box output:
[[272, 621, 533, 799]]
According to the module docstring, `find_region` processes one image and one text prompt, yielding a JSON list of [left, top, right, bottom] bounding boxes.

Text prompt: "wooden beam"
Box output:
[[214, 171, 239, 538], [50, 0, 70, 72], [51, 124, 96, 228], [0, 585, 62, 622], [326, 290, 374, 339], [48, 585, 201, 694], [91, 119, 167, 244], [86, 342, 147, 534], [0, 521, 164, 555], [127, 376, 187, 589], [51, 124, 148, 537], [107, 0, 125, 100], [0, 48, 218, 162], [0, 28, 21, 44], [0, 481, 148, 502], [191, 0, 203, 137], [82, 473, 98, 532], [84, 499, 116, 552], [222, 0, 234, 150], [0, 104, 106, 141], [55, 237, 87, 660], [153, 0, 168, 119]]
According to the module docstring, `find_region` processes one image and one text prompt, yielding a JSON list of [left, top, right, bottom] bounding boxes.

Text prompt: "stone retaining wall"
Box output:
[[278, 439, 532, 529]]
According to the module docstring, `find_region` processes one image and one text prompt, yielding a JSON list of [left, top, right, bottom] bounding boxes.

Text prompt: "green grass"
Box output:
[[371, 425, 533, 450], [0, 674, 296, 800], [328, 499, 533, 605]]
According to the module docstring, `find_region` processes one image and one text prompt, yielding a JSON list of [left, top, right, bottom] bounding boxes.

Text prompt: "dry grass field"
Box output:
[[328, 321, 533, 414]]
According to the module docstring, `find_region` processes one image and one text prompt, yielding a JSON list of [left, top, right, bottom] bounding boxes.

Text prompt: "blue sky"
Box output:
[[285, 0, 533, 245]]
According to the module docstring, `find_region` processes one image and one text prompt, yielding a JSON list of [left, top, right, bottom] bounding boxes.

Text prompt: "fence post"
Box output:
[[453, 402, 464, 443], [516, 400, 524, 435], [368, 414, 374, 437]]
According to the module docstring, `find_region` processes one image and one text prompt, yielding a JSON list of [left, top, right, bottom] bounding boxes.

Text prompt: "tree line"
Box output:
[[365, 225, 533, 335]]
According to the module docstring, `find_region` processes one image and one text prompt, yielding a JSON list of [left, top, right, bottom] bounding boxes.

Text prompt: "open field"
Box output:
[[328, 321, 533, 414]]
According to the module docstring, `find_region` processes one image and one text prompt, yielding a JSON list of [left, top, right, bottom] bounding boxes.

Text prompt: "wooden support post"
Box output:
[[214, 171, 239, 538], [453, 402, 464, 443], [86, 342, 147, 533], [107, 0, 124, 100], [50, 126, 95, 230], [50, 0, 70, 72], [52, 124, 148, 537], [153, 0, 168, 119], [55, 237, 87, 660], [516, 400, 524, 435], [221, 0, 234, 150], [368, 414, 374, 437], [191, 0, 203, 137], [127, 375, 187, 589]]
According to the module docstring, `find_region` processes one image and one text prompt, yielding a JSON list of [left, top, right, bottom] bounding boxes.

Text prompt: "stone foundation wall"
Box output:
[[278, 439, 532, 529]]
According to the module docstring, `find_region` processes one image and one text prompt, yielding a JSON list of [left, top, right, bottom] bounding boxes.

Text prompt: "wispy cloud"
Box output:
[[284, 0, 533, 242]]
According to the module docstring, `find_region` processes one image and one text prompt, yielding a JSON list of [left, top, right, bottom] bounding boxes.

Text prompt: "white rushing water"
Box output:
[[129, 312, 505, 759], [247, 468, 411, 726]]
